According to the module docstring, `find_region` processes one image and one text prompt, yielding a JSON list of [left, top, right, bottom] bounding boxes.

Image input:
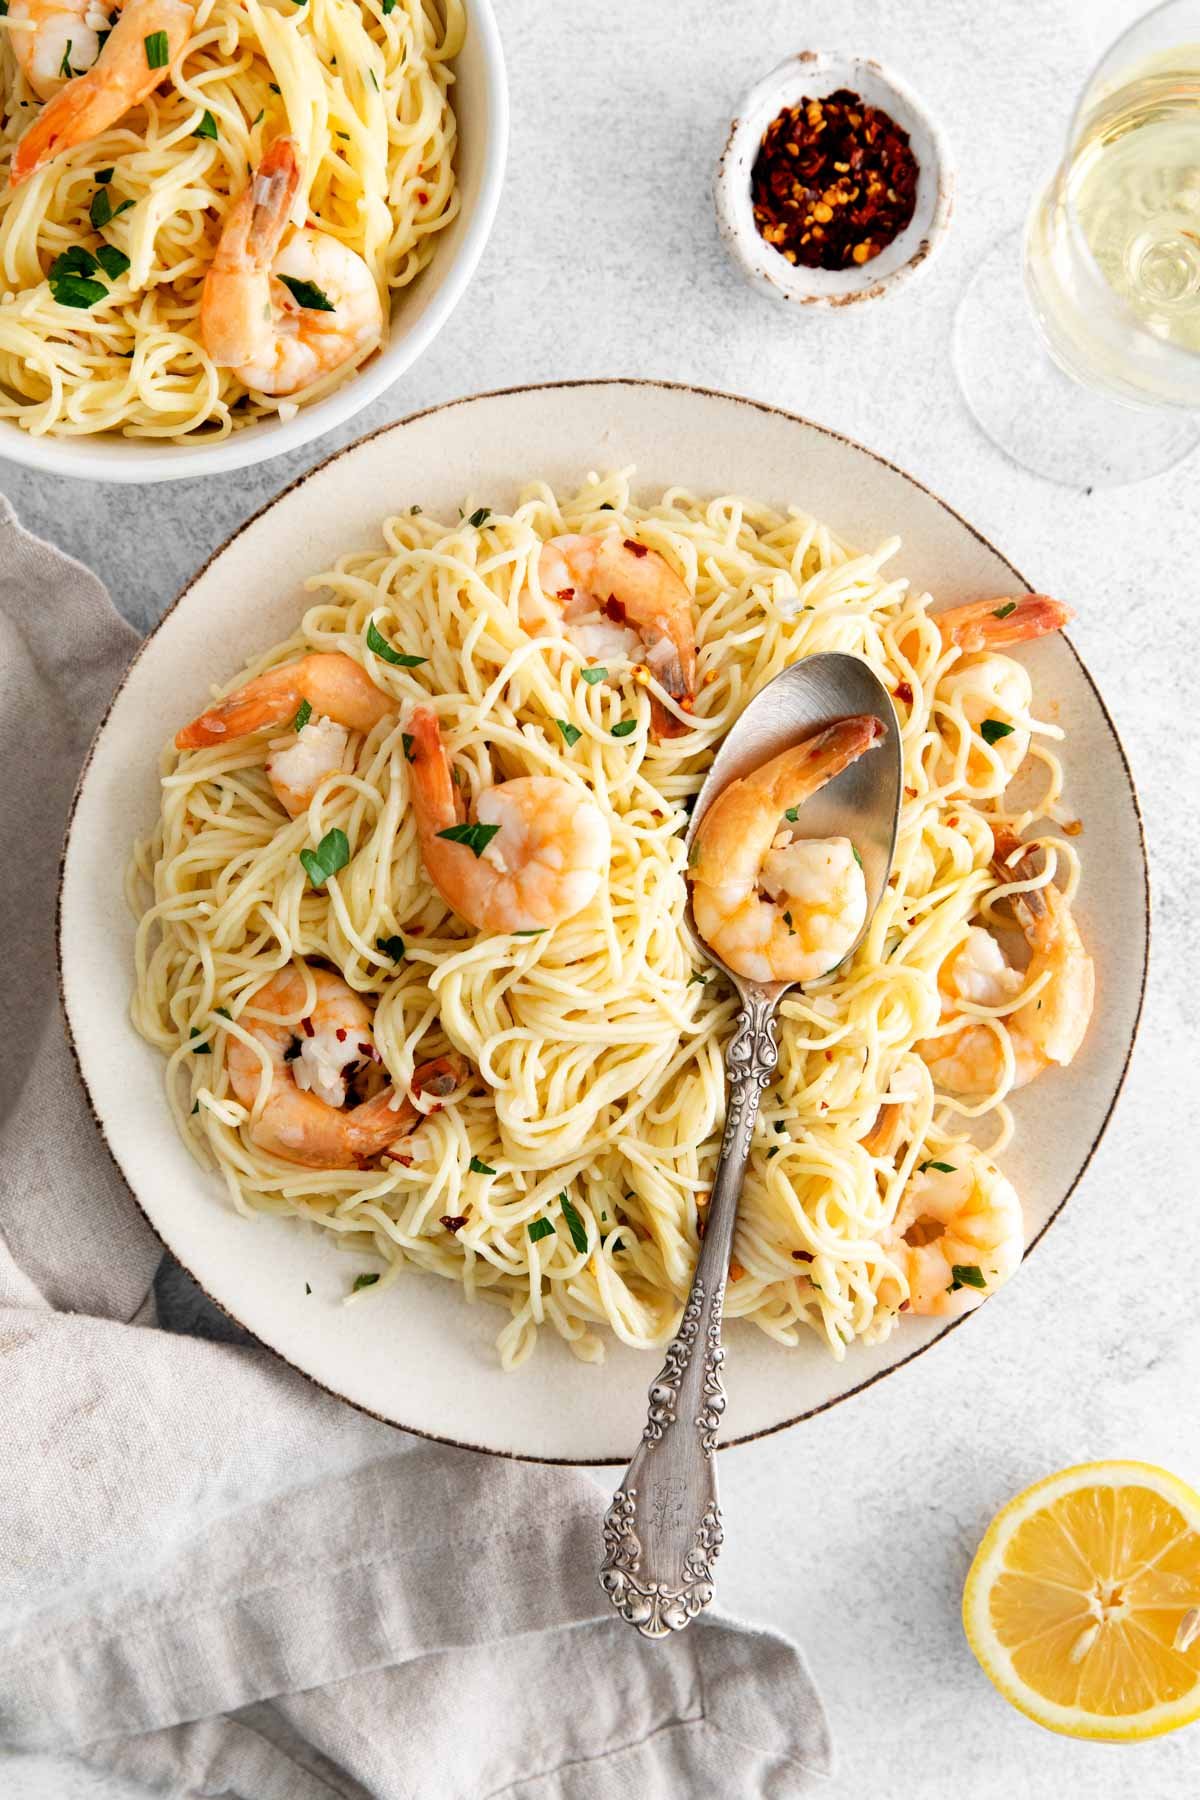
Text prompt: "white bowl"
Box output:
[[59, 380, 1148, 1462], [0, 0, 508, 484], [716, 51, 954, 308]]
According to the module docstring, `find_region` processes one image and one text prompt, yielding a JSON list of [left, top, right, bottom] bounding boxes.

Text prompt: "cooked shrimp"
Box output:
[[406, 705, 610, 934], [10, 0, 193, 186], [223, 965, 465, 1169], [7, 0, 102, 101], [522, 532, 698, 738], [688, 715, 884, 984], [200, 136, 383, 397], [918, 828, 1094, 1095], [175, 651, 395, 817], [931, 594, 1072, 791], [879, 1147, 1024, 1317]]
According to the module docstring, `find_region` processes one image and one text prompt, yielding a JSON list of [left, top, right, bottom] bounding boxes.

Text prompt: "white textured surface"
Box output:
[[2, 0, 1198, 1794]]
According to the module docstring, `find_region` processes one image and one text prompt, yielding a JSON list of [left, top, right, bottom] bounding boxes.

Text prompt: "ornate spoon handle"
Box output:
[[599, 989, 779, 1637]]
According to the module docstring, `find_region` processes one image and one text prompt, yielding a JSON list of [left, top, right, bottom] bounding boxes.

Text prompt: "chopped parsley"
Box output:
[[95, 244, 130, 280], [58, 39, 73, 77], [292, 698, 312, 732], [143, 29, 169, 68], [949, 1264, 987, 1292], [784, 805, 800, 823], [580, 666, 607, 685], [352, 1272, 380, 1291], [401, 731, 415, 761], [555, 719, 581, 747], [514, 928, 546, 937], [278, 273, 335, 311], [783, 909, 795, 934], [95, 167, 113, 184], [367, 68, 379, 91], [469, 1156, 496, 1175], [527, 1217, 555, 1244], [376, 934, 405, 961], [687, 971, 707, 986], [194, 108, 218, 140], [366, 619, 426, 666], [918, 1159, 957, 1175], [611, 718, 637, 738], [48, 248, 107, 309], [381, 0, 396, 12], [980, 719, 1015, 746], [305, 1282, 312, 1294], [466, 506, 490, 527], [559, 1192, 588, 1253], [299, 826, 350, 887], [992, 601, 1017, 620], [436, 820, 501, 858], [851, 844, 863, 868]]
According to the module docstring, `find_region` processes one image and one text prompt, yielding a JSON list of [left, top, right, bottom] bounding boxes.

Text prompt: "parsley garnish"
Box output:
[[352, 1272, 379, 1291], [58, 39, 72, 77], [194, 109, 218, 140], [469, 1156, 496, 1175], [980, 719, 1015, 745], [269, 82, 281, 93], [784, 806, 800, 823], [292, 698, 312, 732], [401, 731, 415, 761], [851, 844, 863, 868], [191, 1099, 199, 1114], [299, 826, 350, 887], [95, 244, 129, 280], [143, 29, 169, 68], [436, 821, 501, 858], [559, 1192, 588, 1253], [611, 719, 637, 738], [376, 934, 404, 961], [50, 268, 107, 308], [783, 909, 795, 934], [251, 108, 264, 126], [949, 1264, 987, 1292], [466, 506, 490, 527], [367, 68, 379, 91], [514, 928, 546, 936], [366, 619, 425, 666], [95, 166, 113, 183], [556, 719, 581, 747], [992, 601, 1017, 620], [687, 971, 707, 986], [381, 0, 395, 12], [305, 1282, 311, 1294], [527, 1217, 555, 1243], [918, 1159, 957, 1174], [580, 666, 607, 685], [278, 273, 335, 311]]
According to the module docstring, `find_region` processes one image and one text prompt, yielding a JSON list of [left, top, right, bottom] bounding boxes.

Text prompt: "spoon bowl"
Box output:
[[600, 653, 901, 1637], [684, 651, 903, 995]]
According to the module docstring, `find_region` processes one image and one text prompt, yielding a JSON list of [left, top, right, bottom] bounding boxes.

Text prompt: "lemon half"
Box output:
[[963, 1460, 1200, 1740]]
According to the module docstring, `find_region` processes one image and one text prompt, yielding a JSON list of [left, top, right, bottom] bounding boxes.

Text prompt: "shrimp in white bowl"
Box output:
[[918, 828, 1094, 1095], [200, 136, 383, 396], [522, 532, 698, 738], [878, 1146, 1025, 1318], [687, 715, 884, 985], [406, 706, 611, 935], [175, 651, 395, 818], [222, 965, 464, 1170], [10, 0, 193, 183]]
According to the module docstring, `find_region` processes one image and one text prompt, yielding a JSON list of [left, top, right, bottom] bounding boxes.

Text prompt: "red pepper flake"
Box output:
[[335, 1028, 347, 1042], [1063, 818, 1083, 837], [791, 1249, 813, 1263], [750, 88, 919, 272], [417, 189, 429, 204], [556, 587, 575, 603], [623, 539, 648, 559], [393, 1153, 414, 1168], [439, 1211, 470, 1232], [300, 1015, 315, 1037], [894, 680, 914, 705], [899, 1299, 911, 1312], [603, 595, 627, 623]]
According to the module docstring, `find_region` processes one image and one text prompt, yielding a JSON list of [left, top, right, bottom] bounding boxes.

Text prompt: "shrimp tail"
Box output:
[[937, 595, 1073, 654], [200, 135, 299, 368], [990, 828, 1050, 925], [348, 1052, 468, 1156], [407, 706, 461, 831], [12, 80, 99, 186], [757, 714, 886, 809], [175, 681, 300, 749]]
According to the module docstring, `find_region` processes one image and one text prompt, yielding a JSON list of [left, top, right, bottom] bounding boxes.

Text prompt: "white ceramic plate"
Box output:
[[59, 381, 1148, 1462]]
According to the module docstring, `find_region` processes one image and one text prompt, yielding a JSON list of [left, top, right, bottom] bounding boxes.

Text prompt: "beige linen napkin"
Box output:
[[0, 494, 832, 1799]]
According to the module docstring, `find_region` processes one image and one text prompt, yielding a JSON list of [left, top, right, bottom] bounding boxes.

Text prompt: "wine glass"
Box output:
[[955, 0, 1200, 486]]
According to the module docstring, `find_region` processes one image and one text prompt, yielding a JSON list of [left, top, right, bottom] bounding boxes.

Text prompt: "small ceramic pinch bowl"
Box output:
[[715, 51, 954, 308]]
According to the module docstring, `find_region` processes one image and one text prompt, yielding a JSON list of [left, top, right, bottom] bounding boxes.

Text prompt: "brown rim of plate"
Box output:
[[54, 377, 1151, 1466]]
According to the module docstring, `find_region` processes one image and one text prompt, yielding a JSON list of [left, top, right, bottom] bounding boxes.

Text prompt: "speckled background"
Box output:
[[4, 1, 1199, 1795]]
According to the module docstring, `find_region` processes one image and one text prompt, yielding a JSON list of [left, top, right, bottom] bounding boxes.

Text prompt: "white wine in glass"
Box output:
[[956, 2, 1200, 486]]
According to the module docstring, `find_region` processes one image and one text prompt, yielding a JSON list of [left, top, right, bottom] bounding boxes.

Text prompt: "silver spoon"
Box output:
[[599, 652, 902, 1639]]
